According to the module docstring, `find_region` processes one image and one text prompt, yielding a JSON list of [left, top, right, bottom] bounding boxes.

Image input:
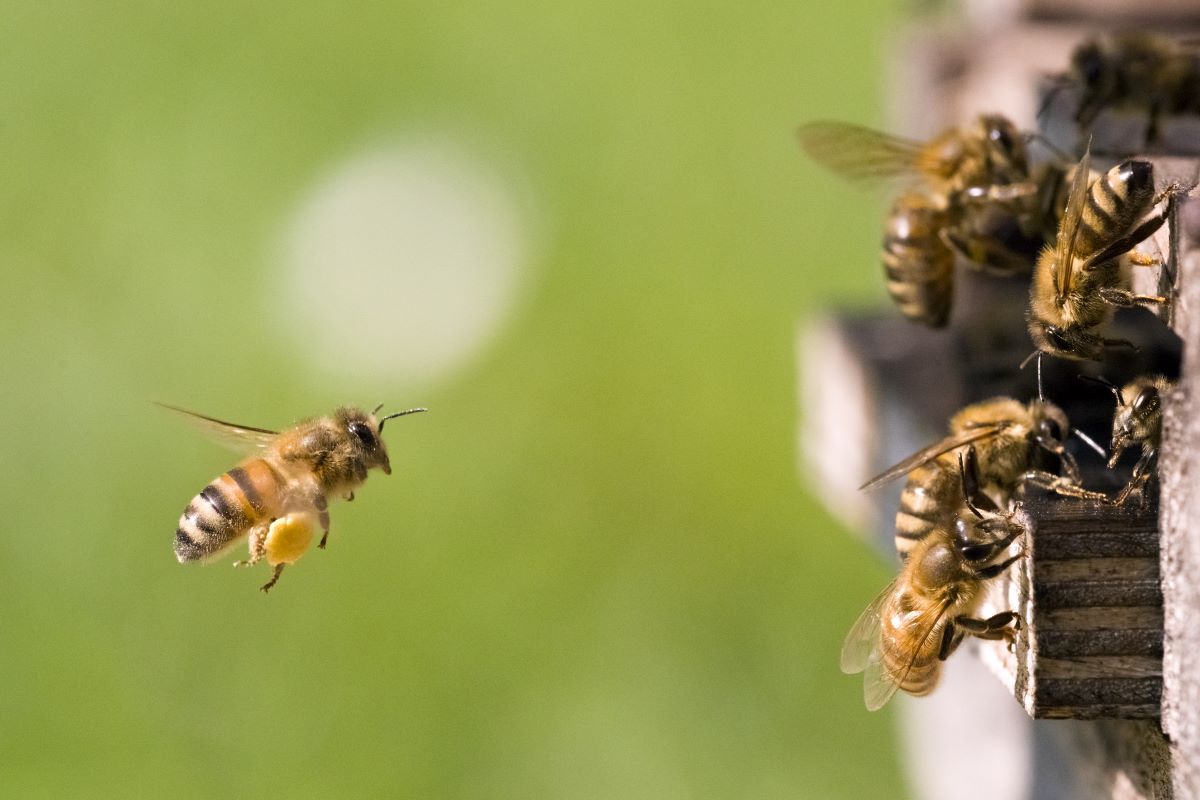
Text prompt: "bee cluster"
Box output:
[[800, 31, 1200, 716]]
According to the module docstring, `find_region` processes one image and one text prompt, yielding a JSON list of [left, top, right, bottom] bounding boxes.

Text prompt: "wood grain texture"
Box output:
[[984, 492, 1165, 721]]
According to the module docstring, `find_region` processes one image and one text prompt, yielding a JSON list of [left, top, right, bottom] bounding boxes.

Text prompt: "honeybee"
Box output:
[[1047, 32, 1200, 148], [1087, 375, 1172, 505], [799, 115, 1058, 327], [860, 396, 1101, 560], [1027, 148, 1181, 361], [843, 452, 1025, 710], [165, 403, 426, 592]]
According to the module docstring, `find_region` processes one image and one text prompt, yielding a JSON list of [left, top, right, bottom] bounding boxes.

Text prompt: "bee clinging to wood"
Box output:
[[163, 403, 427, 592], [1043, 32, 1200, 149], [860, 395, 1103, 561], [1085, 375, 1171, 506], [1027, 146, 1188, 361], [843, 450, 1026, 710], [799, 114, 1061, 327]]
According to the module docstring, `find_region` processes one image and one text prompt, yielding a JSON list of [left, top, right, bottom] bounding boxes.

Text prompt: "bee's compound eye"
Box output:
[[349, 421, 376, 447], [1041, 419, 1064, 442], [1133, 388, 1160, 414], [1047, 326, 1071, 352]]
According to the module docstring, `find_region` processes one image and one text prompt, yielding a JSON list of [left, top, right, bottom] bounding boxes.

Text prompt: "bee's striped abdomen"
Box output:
[[882, 193, 955, 328], [1076, 160, 1155, 257], [175, 458, 286, 563], [893, 456, 959, 559]]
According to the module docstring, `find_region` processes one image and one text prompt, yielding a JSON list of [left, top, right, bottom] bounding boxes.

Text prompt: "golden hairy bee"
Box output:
[[1027, 147, 1185, 362], [798, 115, 1062, 327], [859, 396, 1102, 561], [843, 452, 1025, 710], [164, 403, 427, 592]]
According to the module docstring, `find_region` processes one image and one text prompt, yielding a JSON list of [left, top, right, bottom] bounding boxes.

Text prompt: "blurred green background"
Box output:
[[0, 2, 904, 797]]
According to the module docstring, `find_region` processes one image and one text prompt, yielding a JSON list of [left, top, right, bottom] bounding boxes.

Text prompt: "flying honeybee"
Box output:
[[1027, 148, 1182, 361], [860, 396, 1101, 560], [1086, 374, 1171, 505], [799, 114, 1059, 327], [843, 452, 1025, 710], [165, 403, 426, 592], [1044, 32, 1200, 148]]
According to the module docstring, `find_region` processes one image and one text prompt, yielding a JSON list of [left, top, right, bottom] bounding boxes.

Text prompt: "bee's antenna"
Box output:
[[377, 407, 428, 432], [1023, 131, 1072, 162], [1036, 76, 1072, 122], [372, 402, 385, 415], [1036, 352, 1044, 403], [1079, 374, 1125, 406], [1019, 349, 1041, 371], [1072, 427, 1109, 460], [958, 451, 985, 519]]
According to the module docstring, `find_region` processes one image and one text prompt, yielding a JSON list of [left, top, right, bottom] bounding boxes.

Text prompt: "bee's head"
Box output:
[[336, 405, 427, 476], [978, 114, 1029, 177], [1072, 39, 1108, 90], [1026, 320, 1104, 362], [1111, 383, 1161, 467]]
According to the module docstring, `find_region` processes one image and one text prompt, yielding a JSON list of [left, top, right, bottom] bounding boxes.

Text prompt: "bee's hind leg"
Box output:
[[1097, 287, 1170, 309], [956, 611, 1021, 651], [234, 524, 270, 568], [260, 564, 286, 593]]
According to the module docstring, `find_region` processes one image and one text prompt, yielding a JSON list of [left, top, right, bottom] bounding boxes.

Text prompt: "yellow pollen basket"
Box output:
[[264, 512, 317, 566]]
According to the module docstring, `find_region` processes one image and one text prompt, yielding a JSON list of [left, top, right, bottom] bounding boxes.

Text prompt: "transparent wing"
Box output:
[[861, 601, 951, 711], [796, 121, 928, 184], [1054, 146, 1091, 302], [155, 402, 278, 452], [858, 424, 1010, 491], [841, 579, 896, 674]]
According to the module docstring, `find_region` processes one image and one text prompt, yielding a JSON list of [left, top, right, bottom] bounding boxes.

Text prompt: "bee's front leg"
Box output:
[[313, 494, 331, 549], [1020, 469, 1109, 503]]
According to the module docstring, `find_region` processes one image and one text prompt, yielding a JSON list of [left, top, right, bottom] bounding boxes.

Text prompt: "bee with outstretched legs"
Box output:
[[842, 449, 1024, 710], [1085, 375, 1171, 505], [165, 403, 426, 592], [799, 115, 1056, 327], [1027, 147, 1187, 361], [861, 395, 1102, 560]]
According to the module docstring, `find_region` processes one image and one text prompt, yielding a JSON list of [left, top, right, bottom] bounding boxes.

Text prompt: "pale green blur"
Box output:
[[0, 2, 903, 797]]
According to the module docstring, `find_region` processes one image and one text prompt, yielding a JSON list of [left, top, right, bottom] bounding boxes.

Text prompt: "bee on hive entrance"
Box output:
[[1027, 147, 1188, 362], [860, 395, 1104, 561], [1043, 32, 1200, 149], [843, 450, 1026, 710], [1085, 374, 1172, 506], [164, 403, 426, 592]]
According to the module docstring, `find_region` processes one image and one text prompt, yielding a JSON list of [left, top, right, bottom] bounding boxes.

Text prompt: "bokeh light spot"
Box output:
[[276, 140, 533, 384]]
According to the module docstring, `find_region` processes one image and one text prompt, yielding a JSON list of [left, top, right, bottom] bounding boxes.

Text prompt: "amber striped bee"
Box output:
[[165, 403, 426, 592], [1027, 148, 1182, 362], [860, 396, 1102, 560], [843, 452, 1025, 710], [799, 115, 1059, 327]]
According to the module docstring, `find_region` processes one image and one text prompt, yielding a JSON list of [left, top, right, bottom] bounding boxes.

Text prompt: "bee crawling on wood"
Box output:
[[1027, 146, 1190, 362], [860, 395, 1104, 561], [843, 449, 1026, 710], [1084, 375, 1171, 506], [1043, 32, 1200, 150], [164, 403, 427, 592]]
